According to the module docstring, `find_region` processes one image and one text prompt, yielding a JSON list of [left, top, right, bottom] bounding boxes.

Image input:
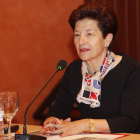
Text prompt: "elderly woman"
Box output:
[[40, 4, 140, 137]]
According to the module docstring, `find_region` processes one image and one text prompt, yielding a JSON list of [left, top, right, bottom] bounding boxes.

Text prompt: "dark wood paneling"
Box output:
[[85, 0, 140, 63], [136, 0, 140, 61]]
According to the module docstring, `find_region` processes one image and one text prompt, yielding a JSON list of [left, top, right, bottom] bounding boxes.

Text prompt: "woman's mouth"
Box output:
[[80, 48, 90, 52]]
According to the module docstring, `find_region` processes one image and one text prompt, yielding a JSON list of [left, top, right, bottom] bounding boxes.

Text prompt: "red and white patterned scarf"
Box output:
[[77, 50, 115, 108]]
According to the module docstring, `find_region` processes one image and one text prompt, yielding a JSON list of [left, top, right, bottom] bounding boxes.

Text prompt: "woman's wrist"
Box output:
[[81, 119, 96, 132], [80, 119, 90, 132]]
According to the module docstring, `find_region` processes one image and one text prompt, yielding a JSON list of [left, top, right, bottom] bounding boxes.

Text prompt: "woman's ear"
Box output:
[[104, 33, 113, 47]]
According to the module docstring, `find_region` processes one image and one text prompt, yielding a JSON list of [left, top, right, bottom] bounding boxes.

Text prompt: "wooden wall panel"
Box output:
[[127, 0, 137, 58], [136, 0, 140, 61], [85, 0, 140, 63]]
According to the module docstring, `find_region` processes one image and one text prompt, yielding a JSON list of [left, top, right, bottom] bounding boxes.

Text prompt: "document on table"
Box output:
[[28, 131, 128, 140], [47, 133, 128, 140]]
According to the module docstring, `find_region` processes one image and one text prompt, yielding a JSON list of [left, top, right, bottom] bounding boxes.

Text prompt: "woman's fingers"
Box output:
[[52, 118, 62, 125], [40, 126, 51, 135], [40, 117, 73, 136], [64, 118, 71, 122], [43, 123, 55, 128], [43, 122, 63, 129], [60, 126, 79, 137], [50, 127, 63, 134], [40, 128, 45, 135], [49, 126, 56, 131], [40, 117, 61, 136], [40, 125, 57, 136], [45, 128, 51, 136], [43, 117, 54, 126]]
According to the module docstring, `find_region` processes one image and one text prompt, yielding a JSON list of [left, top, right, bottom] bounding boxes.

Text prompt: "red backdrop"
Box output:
[[0, 0, 83, 125]]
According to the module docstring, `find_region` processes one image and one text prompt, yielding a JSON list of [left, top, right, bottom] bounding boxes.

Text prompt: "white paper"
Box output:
[[47, 133, 125, 140], [27, 131, 126, 140]]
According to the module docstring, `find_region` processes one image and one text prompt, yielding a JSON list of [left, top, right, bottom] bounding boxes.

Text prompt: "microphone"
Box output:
[[57, 60, 67, 70], [15, 60, 67, 140]]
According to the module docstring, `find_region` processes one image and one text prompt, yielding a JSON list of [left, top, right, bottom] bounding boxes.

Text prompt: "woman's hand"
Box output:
[[41, 118, 110, 137], [40, 117, 61, 136], [44, 119, 89, 137], [40, 117, 71, 136]]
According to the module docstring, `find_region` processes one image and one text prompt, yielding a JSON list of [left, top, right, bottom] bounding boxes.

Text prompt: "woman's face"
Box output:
[[74, 18, 109, 62]]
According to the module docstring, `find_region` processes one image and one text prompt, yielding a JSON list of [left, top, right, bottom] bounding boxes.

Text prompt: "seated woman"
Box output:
[[40, 3, 140, 137]]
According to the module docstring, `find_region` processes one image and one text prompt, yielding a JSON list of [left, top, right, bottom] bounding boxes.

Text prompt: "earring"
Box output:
[[105, 44, 108, 47]]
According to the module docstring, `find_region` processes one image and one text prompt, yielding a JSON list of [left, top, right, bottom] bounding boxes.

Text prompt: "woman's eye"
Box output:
[[88, 33, 92, 35], [75, 34, 80, 36]]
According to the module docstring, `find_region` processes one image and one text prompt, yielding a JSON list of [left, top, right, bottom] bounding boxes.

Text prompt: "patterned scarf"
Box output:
[[77, 50, 115, 108]]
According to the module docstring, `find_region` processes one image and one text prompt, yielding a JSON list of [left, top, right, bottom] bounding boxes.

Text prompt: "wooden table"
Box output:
[[7, 124, 140, 140]]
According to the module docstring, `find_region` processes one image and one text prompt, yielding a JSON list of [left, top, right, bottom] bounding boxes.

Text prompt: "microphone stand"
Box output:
[[15, 67, 60, 140], [23, 67, 60, 134]]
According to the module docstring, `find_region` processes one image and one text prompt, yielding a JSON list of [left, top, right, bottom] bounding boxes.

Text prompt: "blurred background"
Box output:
[[0, 0, 139, 125]]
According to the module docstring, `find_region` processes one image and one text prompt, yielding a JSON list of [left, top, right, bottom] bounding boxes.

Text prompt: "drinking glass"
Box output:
[[0, 91, 19, 139]]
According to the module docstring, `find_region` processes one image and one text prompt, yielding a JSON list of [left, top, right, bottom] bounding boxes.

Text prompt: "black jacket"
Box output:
[[47, 53, 140, 133]]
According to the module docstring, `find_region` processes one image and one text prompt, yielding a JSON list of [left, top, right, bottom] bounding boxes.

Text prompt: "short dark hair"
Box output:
[[68, 4, 118, 49]]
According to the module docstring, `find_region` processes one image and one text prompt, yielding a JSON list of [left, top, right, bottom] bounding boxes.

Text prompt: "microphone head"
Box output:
[[57, 60, 67, 70]]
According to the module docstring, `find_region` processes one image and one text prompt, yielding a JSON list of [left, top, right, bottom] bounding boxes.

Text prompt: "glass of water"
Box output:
[[0, 91, 19, 139]]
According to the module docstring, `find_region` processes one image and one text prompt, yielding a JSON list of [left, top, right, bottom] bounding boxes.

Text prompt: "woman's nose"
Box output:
[[79, 35, 87, 45]]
